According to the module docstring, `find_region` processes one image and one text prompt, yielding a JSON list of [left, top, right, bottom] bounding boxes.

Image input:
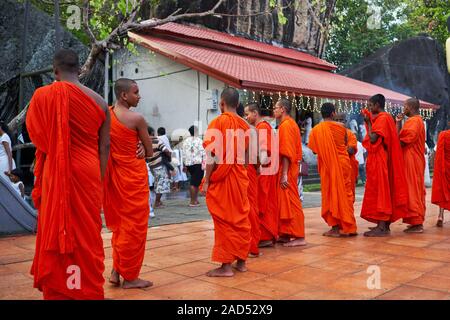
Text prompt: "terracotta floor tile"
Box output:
[[244, 258, 299, 275], [353, 266, 424, 284], [0, 284, 42, 300], [376, 285, 450, 300], [404, 248, 450, 262], [428, 264, 450, 278], [407, 274, 450, 292], [276, 252, 329, 266], [235, 277, 309, 299], [272, 266, 342, 287], [147, 278, 230, 300], [165, 261, 219, 277], [173, 248, 212, 261], [364, 243, 417, 256], [4, 260, 32, 274], [196, 271, 267, 288], [428, 242, 450, 251], [307, 258, 369, 275], [380, 257, 445, 272], [385, 237, 439, 248], [286, 288, 361, 300], [143, 255, 195, 269], [326, 274, 400, 299], [338, 250, 395, 265], [139, 270, 188, 288], [0, 272, 33, 289]]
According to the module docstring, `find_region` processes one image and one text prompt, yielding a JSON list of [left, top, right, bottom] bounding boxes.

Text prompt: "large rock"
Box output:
[[341, 36, 450, 148], [0, 0, 104, 124]]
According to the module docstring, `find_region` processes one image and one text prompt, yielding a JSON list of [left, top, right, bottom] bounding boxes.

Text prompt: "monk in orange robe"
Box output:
[[361, 94, 409, 237], [103, 79, 154, 289], [201, 88, 251, 277], [27, 49, 110, 300], [244, 103, 279, 248], [432, 124, 450, 227], [308, 103, 357, 237], [396, 98, 426, 233], [273, 99, 306, 246], [335, 113, 359, 200]]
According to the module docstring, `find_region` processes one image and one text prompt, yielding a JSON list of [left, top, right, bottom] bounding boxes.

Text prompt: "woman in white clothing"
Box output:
[[0, 122, 15, 181]]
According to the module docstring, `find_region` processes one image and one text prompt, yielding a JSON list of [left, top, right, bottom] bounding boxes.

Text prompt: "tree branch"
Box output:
[[306, 0, 325, 31], [82, 0, 97, 44]]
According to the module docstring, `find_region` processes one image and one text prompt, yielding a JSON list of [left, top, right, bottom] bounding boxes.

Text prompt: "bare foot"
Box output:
[[363, 227, 390, 237], [277, 236, 290, 243], [437, 218, 444, 228], [404, 224, 424, 233], [323, 226, 340, 238], [258, 240, 274, 248], [248, 252, 263, 258], [206, 264, 234, 277], [233, 259, 248, 272], [122, 278, 153, 289], [283, 238, 307, 247], [109, 269, 120, 286], [154, 202, 164, 208]]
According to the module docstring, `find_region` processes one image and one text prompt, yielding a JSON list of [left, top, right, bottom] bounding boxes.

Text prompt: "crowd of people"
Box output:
[[4, 49, 448, 299]]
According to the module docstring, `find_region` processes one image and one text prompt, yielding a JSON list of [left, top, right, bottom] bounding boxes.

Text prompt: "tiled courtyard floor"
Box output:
[[1, 189, 450, 300]]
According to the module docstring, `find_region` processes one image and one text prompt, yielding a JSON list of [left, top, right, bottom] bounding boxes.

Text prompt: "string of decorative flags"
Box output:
[[241, 90, 437, 121]]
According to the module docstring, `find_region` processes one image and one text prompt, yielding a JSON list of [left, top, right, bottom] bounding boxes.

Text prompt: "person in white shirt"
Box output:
[[157, 127, 173, 152], [424, 143, 431, 187], [181, 125, 205, 207], [359, 123, 367, 141], [5, 168, 25, 199], [0, 122, 16, 182], [355, 140, 366, 184]]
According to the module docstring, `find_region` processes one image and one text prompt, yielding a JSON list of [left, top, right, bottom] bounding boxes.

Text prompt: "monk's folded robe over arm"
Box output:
[[27, 82, 106, 300], [399, 115, 426, 225]]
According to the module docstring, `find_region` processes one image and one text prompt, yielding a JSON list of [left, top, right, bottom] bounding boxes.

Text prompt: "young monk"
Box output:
[[308, 103, 357, 237], [103, 78, 154, 289], [361, 94, 409, 237], [335, 113, 359, 200], [26, 49, 110, 300], [432, 122, 450, 227], [201, 88, 251, 277], [244, 103, 279, 248], [242, 106, 261, 257], [396, 98, 426, 233], [273, 99, 306, 247]]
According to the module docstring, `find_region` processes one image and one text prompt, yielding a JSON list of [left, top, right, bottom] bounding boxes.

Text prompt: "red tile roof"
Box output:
[[129, 31, 437, 109], [142, 22, 336, 71]]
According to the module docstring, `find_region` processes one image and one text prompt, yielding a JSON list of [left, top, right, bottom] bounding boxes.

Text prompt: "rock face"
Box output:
[[154, 0, 337, 57], [0, 0, 104, 124], [341, 36, 450, 147]]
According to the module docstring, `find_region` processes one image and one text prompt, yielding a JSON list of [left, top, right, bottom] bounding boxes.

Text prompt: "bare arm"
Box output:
[[2, 141, 13, 172], [201, 151, 217, 193], [98, 109, 111, 179], [280, 156, 290, 189], [135, 116, 153, 158]]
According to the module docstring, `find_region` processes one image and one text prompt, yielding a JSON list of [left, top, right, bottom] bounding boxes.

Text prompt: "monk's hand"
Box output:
[[280, 174, 289, 189], [395, 113, 404, 123], [201, 180, 209, 194], [136, 142, 145, 159], [363, 114, 371, 124]]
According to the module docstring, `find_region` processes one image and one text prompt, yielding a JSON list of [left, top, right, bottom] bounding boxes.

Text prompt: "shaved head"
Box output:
[[114, 78, 137, 98], [245, 103, 260, 114], [53, 49, 79, 74], [220, 87, 240, 109], [334, 112, 347, 124], [405, 98, 420, 111], [276, 98, 292, 114], [321, 102, 336, 119]]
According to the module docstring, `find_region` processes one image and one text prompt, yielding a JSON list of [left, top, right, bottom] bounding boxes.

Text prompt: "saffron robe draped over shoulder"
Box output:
[[277, 117, 305, 238], [432, 130, 450, 210], [203, 112, 251, 263], [27, 81, 106, 300], [361, 112, 409, 223], [308, 122, 357, 234], [347, 129, 359, 200], [103, 107, 149, 281], [256, 121, 279, 242], [399, 115, 426, 225]]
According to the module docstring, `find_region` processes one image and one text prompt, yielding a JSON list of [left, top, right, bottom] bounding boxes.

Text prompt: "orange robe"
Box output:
[[277, 117, 305, 238], [400, 115, 426, 225], [361, 112, 409, 223], [256, 121, 279, 242], [27, 82, 106, 300], [347, 129, 359, 201], [103, 107, 149, 281], [432, 130, 450, 210], [203, 112, 251, 263], [308, 122, 357, 234], [247, 164, 260, 255]]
